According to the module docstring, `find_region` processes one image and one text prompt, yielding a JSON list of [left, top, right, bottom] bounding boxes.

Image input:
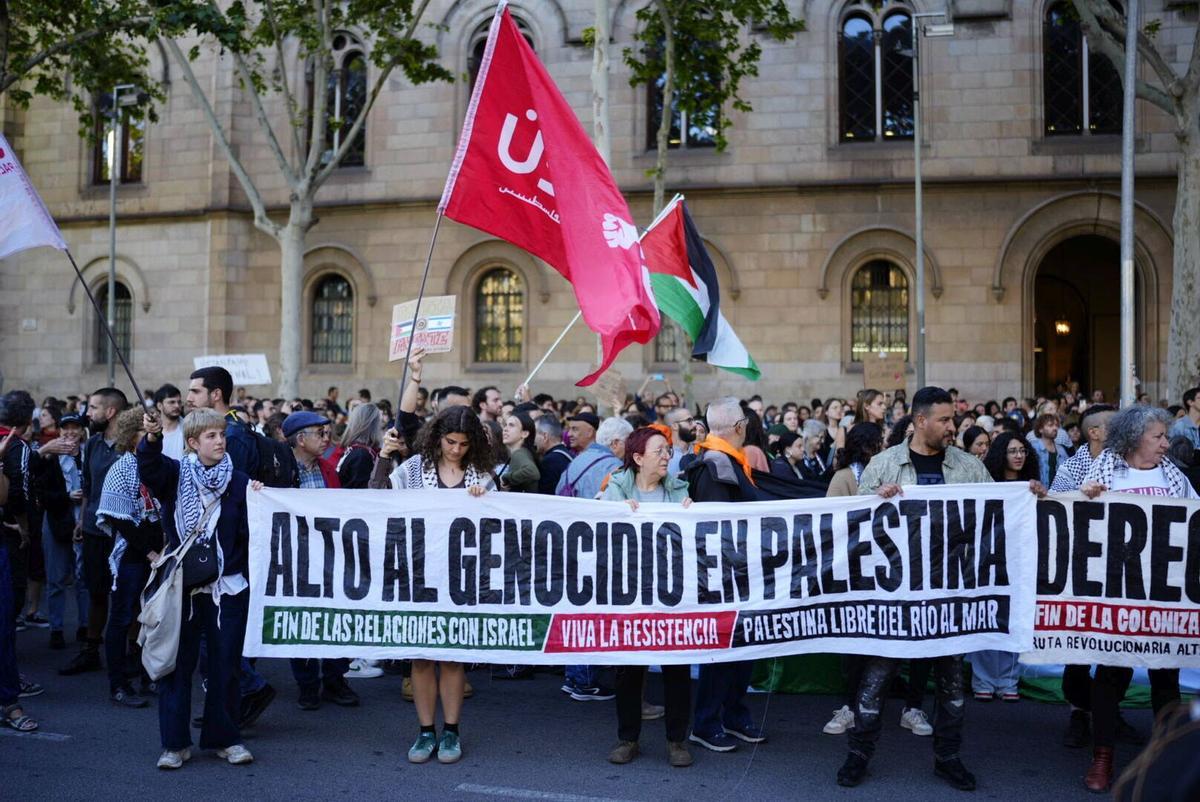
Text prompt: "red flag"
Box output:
[[439, 4, 659, 386]]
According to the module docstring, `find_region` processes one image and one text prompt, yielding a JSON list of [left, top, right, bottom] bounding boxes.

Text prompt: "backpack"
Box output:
[[556, 454, 611, 498], [247, 427, 298, 488]]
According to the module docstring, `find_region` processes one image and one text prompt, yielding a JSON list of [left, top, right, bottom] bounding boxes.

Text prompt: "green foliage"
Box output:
[[623, 0, 804, 151]]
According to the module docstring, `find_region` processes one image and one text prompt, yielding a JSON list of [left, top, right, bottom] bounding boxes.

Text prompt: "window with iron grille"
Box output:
[[839, 3, 913, 143], [474, 268, 524, 363], [850, 261, 908, 362], [93, 281, 132, 365], [653, 318, 692, 364], [1043, 2, 1122, 136], [311, 275, 354, 364]]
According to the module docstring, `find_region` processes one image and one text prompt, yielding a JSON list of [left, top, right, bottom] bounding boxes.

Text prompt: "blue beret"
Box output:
[[282, 411, 328, 438]]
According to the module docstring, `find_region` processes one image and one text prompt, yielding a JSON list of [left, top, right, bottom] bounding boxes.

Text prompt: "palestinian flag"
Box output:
[[639, 196, 760, 380]]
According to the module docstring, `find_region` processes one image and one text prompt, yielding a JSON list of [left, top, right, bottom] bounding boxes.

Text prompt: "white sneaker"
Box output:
[[345, 658, 384, 679], [217, 744, 254, 764], [157, 748, 192, 769], [900, 707, 933, 736], [823, 705, 855, 735]]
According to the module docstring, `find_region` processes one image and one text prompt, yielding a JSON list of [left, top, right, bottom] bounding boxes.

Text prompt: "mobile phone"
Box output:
[[652, 373, 664, 381]]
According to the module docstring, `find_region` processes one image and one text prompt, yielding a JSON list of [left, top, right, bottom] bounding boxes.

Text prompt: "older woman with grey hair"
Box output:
[[1076, 404, 1195, 793], [336, 402, 384, 489]]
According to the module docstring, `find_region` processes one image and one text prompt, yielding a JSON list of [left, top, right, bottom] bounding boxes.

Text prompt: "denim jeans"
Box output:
[[969, 650, 1020, 695], [692, 660, 754, 738], [159, 589, 248, 751], [849, 655, 965, 761], [0, 543, 20, 707], [290, 658, 350, 690], [565, 664, 598, 688], [42, 520, 89, 633], [106, 556, 148, 692]]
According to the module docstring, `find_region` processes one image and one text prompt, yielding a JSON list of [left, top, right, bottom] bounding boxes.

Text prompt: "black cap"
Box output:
[[59, 413, 85, 428], [568, 412, 600, 430]]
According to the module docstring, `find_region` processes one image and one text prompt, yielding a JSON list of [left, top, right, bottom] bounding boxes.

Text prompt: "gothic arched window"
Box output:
[[474, 267, 524, 363], [850, 261, 909, 361], [311, 275, 354, 364]]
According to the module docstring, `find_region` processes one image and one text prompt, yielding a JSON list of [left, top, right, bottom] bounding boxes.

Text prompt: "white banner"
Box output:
[[0, 134, 67, 260], [192, 354, 272, 386], [1023, 492, 1200, 669], [245, 483, 1039, 664]]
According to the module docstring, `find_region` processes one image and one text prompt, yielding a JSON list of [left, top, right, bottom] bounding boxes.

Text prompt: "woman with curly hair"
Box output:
[[390, 406, 492, 766]]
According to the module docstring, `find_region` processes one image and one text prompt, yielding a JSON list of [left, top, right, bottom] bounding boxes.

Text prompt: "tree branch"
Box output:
[[1185, 11, 1200, 101], [651, 0, 674, 216], [313, 0, 434, 189], [0, 16, 155, 95], [264, 0, 305, 160], [1077, 2, 1181, 103], [1, 0, 12, 90], [161, 36, 280, 239], [301, 0, 329, 185], [204, 0, 296, 188]]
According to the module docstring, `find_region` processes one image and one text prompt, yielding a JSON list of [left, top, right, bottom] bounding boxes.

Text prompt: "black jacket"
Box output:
[[538, 445, 573, 495], [31, 450, 78, 542], [681, 449, 761, 503], [337, 445, 377, 489], [81, 433, 119, 537]]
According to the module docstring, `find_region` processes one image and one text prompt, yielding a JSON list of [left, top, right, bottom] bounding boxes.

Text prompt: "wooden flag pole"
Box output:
[[394, 212, 444, 424], [518, 310, 582, 396], [64, 249, 151, 409]]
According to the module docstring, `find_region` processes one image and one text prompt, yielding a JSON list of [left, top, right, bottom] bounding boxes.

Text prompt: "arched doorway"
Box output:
[[1033, 235, 1139, 398]]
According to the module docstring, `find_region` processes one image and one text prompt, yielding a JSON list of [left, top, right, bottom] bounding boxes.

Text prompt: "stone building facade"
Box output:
[[0, 1, 1193, 405]]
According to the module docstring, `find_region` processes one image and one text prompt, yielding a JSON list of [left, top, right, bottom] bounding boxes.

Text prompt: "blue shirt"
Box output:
[[554, 443, 621, 499], [1169, 415, 1200, 450]]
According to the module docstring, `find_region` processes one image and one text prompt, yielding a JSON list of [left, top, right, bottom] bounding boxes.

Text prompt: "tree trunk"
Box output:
[[652, 0, 674, 216], [1167, 119, 1200, 398], [591, 0, 610, 166], [278, 201, 312, 398]]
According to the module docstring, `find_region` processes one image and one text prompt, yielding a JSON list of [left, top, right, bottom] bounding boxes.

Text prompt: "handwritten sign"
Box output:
[[193, 354, 272, 386], [863, 354, 906, 392], [389, 295, 457, 361]]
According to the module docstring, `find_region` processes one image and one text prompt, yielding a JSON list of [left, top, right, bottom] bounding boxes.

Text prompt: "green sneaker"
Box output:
[[408, 731, 438, 764], [437, 730, 462, 764]]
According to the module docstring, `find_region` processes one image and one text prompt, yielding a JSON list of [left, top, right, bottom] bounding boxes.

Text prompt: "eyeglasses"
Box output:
[[1005, 448, 1026, 456], [647, 447, 672, 458]]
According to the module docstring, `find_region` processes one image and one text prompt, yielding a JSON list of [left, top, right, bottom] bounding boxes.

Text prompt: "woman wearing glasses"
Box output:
[[971, 432, 1040, 702], [601, 427, 694, 768]]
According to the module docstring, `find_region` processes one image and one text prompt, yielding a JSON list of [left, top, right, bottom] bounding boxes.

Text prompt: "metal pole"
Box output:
[[107, 85, 121, 387], [520, 311, 582, 394], [394, 212, 444, 426], [1119, 0, 1138, 406], [913, 25, 926, 389]]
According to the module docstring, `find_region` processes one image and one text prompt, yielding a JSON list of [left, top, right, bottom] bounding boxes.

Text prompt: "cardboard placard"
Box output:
[[593, 369, 626, 414], [389, 295, 457, 361], [863, 354, 906, 391], [193, 354, 272, 386]]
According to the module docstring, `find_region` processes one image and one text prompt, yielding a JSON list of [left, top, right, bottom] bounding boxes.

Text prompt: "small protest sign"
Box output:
[[193, 354, 272, 386], [389, 295, 456, 361], [863, 354, 906, 391]]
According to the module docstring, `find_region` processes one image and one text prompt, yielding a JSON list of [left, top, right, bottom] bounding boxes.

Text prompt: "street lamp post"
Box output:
[[107, 83, 137, 387], [911, 12, 954, 390]]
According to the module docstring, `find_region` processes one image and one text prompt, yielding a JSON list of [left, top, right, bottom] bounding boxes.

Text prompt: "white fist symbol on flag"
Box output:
[[602, 213, 638, 250]]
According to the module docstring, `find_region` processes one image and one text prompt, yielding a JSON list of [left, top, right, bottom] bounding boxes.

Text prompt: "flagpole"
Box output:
[[519, 310, 582, 396], [64, 249, 150, 409], [394, 212, 444, 425]]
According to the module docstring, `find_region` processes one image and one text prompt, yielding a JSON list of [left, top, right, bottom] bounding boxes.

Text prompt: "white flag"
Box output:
[[0, 134, 67, 260]]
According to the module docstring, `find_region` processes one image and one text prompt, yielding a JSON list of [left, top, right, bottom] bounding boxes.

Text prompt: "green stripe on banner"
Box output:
[[649, 272, 705, 339], [262, 606, 550, 651]]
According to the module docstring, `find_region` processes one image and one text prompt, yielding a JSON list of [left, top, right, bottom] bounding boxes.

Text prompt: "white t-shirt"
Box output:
[[162, 425, 185, 461], [1109, 465, 1200, 499]]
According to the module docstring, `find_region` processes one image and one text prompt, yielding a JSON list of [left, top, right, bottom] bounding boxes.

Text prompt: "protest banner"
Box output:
[[193, 353, 272, 386], [245, 483, 1038, 664], [863, 353, 906, 392], [1023, 492, 1200, 669], [389, 295, 456, 361]]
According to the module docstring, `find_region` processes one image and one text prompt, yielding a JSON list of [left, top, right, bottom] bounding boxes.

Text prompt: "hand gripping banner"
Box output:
[[245, 484, 1044, 665]]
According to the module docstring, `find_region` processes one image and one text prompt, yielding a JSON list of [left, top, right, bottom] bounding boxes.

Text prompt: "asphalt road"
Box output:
[[3, 626, 1141, 802]]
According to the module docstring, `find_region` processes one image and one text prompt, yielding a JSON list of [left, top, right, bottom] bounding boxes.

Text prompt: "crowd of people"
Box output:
[[1, 358, 1199, 793]]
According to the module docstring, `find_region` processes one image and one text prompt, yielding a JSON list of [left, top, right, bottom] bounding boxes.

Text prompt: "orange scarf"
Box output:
[[648, 422, 673, 446], [694, 434, 756, 485]]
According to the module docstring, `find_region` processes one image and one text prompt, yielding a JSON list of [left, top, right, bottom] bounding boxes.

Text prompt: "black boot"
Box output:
[[837, 753, 869, 787], [59, 645, 101, 676], [934, 757, 977, 791]]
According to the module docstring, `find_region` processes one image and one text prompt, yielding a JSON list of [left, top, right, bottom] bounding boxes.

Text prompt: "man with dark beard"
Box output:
[[664, 407, 698, 477], [59, 388, 126, 676]]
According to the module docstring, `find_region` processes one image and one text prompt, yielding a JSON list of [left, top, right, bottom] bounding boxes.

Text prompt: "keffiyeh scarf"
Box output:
[[97, 453, 160, 587], [1083, 448, 1191, 499], [175, 453, 232, 547], [395, 454, 489, 490]]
